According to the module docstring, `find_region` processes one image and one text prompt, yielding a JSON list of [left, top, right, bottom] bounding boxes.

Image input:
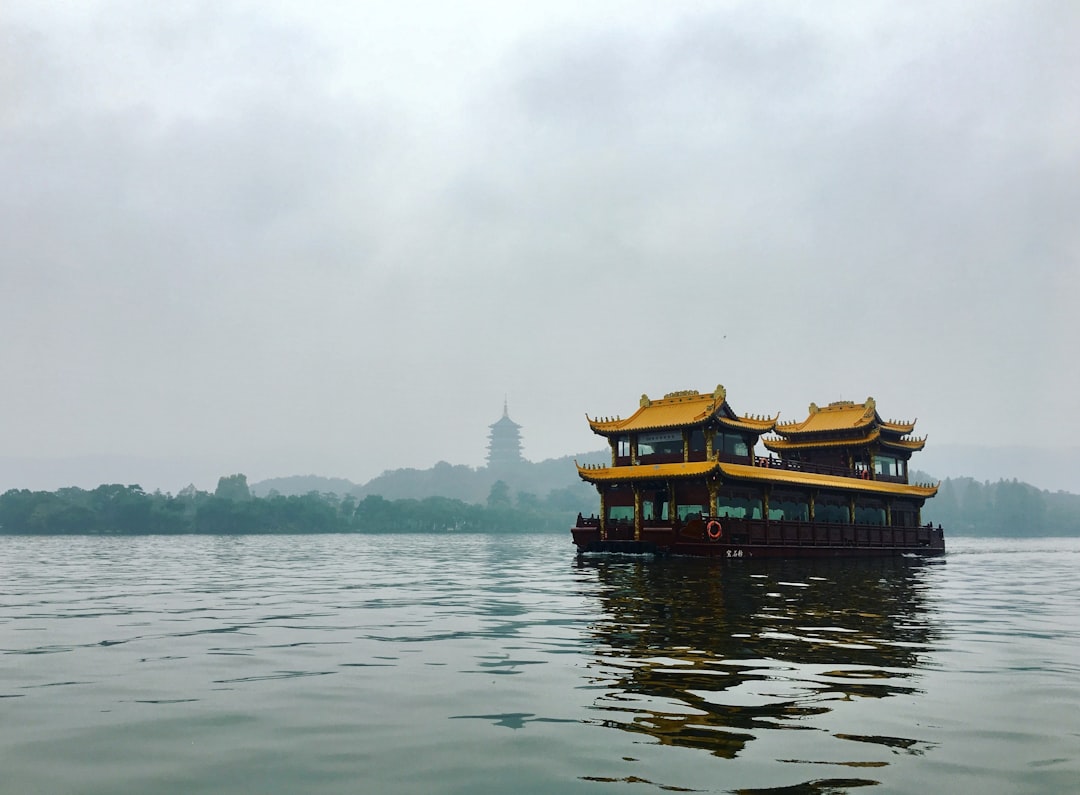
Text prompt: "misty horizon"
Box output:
[[3, 2, 1077, 497], [3, 438, 1079, 497]]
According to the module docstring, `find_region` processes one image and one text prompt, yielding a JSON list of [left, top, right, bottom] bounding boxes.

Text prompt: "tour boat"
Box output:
[[571, 385, 945, 558]]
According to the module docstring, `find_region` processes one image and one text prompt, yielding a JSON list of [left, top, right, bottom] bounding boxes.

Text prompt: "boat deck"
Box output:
[[572, 516, 945, 558]]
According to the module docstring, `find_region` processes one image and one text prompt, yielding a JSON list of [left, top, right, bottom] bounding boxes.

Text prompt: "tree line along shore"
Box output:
[[0, 475, 585, 535], [1, 471, 1078, 537]]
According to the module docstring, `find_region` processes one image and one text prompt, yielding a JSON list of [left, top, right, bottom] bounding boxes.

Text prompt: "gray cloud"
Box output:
[[1, 1, 1077, 491]]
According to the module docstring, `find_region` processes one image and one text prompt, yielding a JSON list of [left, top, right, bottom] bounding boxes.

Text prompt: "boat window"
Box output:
[[715, 494, 762, 519], [816, 503, 849, 523], [893, 499, 915, 514], [713, 432, 749, 458], [638, 432, 682, 457], [643, 500, 669, 521], [607, 505, 634, 521], [855, 502, 886, 525], [874, 456, 899, 477], [890, 498, 917, 527], [815, 494, 850, 523], [688, 430, 706, 453], [892, 507, 917, 527], [771, 494, 809, 521], [677, 504, 705, 521]]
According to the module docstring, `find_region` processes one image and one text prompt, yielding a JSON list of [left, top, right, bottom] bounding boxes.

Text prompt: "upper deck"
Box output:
[[586, 388, 930, 490]]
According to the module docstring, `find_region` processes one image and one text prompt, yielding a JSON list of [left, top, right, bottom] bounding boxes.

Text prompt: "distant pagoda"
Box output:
[[486, 400, 524, 468]]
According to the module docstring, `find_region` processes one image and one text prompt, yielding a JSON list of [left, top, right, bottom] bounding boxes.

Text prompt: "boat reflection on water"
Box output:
[[577, 555, 942, 766]]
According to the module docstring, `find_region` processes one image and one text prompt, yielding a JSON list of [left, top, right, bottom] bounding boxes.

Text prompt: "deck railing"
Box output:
[[755, 456, 875, 480], [574, 514, 945, 549], [705, 516, 943, 548], [609, 453, 907, 484]]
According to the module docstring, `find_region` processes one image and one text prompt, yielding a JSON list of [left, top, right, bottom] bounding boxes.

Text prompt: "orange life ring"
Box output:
[[860, 470, 869, 480], [707, 520, 723, 540]]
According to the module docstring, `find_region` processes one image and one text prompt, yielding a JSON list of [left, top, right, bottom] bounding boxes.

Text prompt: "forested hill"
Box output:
[[3, 462, 1079, 537], [252, 451, 611, 505], [249, 474, 359, 498], [0, 475, 590, 536], [251, 458, 1080, 537], [920, 475, 1080, 537], [251, 459, 1080, 537]]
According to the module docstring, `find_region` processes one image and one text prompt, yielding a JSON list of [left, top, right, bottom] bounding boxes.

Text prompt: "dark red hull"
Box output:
[[572, 519, 945, 559]]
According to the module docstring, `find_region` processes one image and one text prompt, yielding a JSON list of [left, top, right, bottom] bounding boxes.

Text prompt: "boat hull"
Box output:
[[571, 520, 945, 559]]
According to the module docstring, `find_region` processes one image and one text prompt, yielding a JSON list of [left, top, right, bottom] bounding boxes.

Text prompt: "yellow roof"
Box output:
[[880, 419, 916, 434], [575, 460, 938, 498], [716, 462, 939, 498], [774, 397, 917, 438], [577, 461, 720, 483], [587, 385, 776, 436], [881, 436, 927, 452], [775, 399, 875, 434], [763, 429, 881, 452]]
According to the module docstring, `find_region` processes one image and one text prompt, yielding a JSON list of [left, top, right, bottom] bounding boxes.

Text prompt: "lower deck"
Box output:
[[572, 515, 945, 558]]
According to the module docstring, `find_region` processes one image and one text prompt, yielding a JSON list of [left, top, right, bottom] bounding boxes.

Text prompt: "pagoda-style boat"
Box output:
[[572, 385, 945, 558]]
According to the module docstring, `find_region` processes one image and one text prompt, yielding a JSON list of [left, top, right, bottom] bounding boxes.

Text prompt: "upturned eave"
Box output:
[[576, 461, 720, 483], [716, 462, 939, 498]]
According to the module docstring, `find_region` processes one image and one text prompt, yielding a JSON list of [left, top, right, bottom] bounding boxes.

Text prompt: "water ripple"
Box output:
[[0, 534, 1078, 794]]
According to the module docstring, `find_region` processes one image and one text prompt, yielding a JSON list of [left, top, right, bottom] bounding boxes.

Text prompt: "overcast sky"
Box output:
[[2, 1, 1078, 492]]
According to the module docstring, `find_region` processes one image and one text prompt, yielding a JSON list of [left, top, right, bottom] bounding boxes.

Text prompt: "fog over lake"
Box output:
[[2, 2, 1077, 492]]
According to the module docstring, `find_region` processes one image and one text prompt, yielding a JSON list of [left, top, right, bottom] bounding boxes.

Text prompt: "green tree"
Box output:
[[339, 495, 357, 523], [215, 474, 252, 502], [544, 485, 594, 514], [487, 480, 512, 510], [515, 491, 541, 511]]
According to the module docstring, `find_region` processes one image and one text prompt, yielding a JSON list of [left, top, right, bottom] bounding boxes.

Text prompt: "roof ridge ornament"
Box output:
[[713, 384, 727, 404], [640, 394, 652, 408]]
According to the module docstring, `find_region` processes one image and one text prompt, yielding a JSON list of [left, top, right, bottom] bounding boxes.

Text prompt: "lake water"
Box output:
[[2, 534, 1078, 794]]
